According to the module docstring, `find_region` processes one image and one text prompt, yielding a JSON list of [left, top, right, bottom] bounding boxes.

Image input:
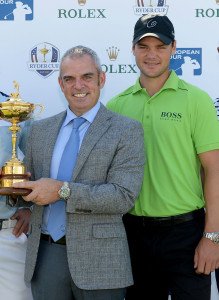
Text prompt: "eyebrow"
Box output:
[[62, 72, 95, 79], [83, 72, 95, 76]]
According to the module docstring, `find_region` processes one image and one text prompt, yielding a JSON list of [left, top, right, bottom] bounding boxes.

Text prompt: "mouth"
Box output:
[[73, 93, 88, 98], [145, 61, 159, 67]]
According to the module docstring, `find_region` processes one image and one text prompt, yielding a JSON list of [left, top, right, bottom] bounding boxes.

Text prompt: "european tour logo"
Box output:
[[0, 0, 33, 21]]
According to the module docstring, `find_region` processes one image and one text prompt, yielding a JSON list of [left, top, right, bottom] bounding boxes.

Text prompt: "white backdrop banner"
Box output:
[[0, 0, 218, 119]]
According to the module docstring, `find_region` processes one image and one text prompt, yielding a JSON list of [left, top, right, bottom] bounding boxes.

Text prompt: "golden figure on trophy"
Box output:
[[39, 45, 50, 63], [0, 81, 43, 196]]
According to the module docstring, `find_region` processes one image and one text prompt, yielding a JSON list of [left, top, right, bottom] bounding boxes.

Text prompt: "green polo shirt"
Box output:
[[107, 71, 219, 217]]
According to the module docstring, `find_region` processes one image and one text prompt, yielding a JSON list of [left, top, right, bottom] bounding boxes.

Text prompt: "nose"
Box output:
[[146, 49, 157, 59], [74, 78, 84, 90]]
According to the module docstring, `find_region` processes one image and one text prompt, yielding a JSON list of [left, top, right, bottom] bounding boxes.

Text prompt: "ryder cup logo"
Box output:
[[133, 0, 169, 16], [170, 48, 202, 77], [27, 42, 60, 78], [0, 0, 33, 21]]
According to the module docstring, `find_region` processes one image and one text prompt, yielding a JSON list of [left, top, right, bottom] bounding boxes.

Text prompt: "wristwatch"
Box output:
[[203, 232, 219, 244], [58, 181, 71, 201]]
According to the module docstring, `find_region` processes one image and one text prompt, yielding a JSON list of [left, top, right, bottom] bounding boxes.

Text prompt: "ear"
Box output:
[[171, 40, 177, 55], [99, 71, 106, 89], [132, 44, 136, 56], [58, 76, 64, 92]]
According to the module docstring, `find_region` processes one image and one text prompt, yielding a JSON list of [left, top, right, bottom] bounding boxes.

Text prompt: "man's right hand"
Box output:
[[11, 208, 32, 237]]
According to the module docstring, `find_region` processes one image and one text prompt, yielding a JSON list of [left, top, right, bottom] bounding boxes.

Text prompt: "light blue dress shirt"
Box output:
[[42, 101, 100, 234]]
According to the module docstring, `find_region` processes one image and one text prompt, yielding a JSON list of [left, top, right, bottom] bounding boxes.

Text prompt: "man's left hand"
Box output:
[[11, 208, 31, 237], [13, 178, 63, 206], [194, 237, 219, 274]]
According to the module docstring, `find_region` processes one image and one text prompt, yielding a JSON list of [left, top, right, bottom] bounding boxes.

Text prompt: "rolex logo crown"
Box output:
[[78, 0, 86, 5], [106, 46, 120, 61]]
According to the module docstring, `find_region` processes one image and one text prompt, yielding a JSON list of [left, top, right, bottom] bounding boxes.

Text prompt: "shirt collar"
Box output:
[[132, 70, 179, 95], [63, 101, 100, 127]]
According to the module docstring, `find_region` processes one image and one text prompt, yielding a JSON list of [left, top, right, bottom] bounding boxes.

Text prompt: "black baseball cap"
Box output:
[[133, 15, 175, 45]]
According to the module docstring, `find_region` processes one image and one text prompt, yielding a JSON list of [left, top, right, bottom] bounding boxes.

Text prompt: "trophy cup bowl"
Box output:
[[0, 81, 43, 196]]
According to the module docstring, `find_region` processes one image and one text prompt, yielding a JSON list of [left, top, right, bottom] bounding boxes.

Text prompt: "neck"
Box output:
[[140, 70, 171, 97]]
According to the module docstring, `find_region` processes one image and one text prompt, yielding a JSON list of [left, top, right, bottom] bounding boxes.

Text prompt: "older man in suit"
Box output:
[[13, 45, 145, 300]]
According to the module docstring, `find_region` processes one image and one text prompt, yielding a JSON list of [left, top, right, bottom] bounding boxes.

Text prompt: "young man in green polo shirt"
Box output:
[[107, 15, 219, 300]]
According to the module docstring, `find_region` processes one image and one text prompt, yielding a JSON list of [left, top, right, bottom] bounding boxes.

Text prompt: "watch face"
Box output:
[[62, 189, 69, 198], [58, 182, 70, 200]]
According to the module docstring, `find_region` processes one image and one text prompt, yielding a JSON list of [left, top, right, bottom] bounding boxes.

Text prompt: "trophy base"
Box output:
[[0, 174, 32, 196], [0, 187, 31, 196]]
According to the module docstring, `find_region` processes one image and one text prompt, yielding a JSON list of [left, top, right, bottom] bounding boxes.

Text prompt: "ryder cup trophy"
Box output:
[[0, 81, 43, 196]]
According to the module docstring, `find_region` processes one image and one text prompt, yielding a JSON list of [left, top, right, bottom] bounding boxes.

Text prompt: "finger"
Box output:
[[194, 250, 198, 269], [13, 181, 35, 189], [196, 260, 206, 274], [203, 261, 212, 275], [12, 213, 30, 236], [13, 221, 28, 237], [23, 191, 38, 202], [12, 219, 24, 237], [35, 200, 46, 206]]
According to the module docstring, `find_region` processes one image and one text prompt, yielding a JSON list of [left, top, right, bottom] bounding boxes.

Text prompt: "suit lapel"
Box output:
[[73, 104, 113, 180], [42, 112, 66, 177]]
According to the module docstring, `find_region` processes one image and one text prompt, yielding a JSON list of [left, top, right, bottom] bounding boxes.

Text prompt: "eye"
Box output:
[[83, 74, 94, 81], [158, 45, 168, 50], [63, 77, 73, 84], [139, 45, 147, 49]]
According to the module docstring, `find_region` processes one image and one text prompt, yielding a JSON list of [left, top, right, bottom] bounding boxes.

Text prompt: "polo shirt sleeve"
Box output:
[[191, 90, 219, 154]]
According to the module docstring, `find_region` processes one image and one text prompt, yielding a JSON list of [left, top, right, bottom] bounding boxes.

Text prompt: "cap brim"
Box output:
[[133, 32, 172, 45]]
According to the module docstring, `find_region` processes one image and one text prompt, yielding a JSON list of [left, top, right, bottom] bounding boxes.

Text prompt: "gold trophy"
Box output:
[[0, 81, 43, 196]]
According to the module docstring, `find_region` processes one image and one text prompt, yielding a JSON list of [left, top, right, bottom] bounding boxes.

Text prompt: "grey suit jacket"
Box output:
[[24, 104, 145, 290]]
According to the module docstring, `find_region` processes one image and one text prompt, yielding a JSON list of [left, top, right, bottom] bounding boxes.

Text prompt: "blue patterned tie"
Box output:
[[47, 117, 86, 241]]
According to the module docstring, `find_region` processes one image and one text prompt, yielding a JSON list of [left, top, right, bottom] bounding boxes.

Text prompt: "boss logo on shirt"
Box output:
[[160, 112, 182, 121]]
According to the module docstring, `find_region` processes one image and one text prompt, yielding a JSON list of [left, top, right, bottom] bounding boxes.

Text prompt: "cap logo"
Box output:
[[146, 19, 157, 28]]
